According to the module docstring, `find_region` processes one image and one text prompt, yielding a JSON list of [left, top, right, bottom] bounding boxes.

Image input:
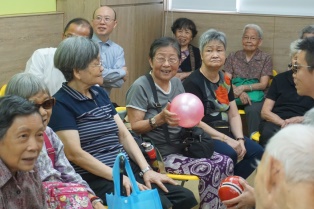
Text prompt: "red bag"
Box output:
[[43, 182, 93, 209]]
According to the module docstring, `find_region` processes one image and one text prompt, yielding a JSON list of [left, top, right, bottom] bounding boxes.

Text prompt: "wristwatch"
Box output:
[[139, 165, 152, 177], [90, 196, 103, 207], [236, 137, 245, 141], [149, 117, 157, 129]]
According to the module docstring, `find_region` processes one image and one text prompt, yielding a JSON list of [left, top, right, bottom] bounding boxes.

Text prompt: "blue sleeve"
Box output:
[[49, 100, 78, 132]]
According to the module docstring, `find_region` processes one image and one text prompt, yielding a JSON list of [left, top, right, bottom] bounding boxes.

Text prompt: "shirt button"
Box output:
[[16, 190, 21, 194]]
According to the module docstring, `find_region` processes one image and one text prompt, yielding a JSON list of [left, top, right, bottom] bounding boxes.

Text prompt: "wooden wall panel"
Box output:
[[164, 12, 314, 74], [109, 3, 164, 105], [0, 13, 63, 86], [57, 0, 99, 26]]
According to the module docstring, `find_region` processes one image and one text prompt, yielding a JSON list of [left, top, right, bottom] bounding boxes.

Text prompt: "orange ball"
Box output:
[[218, 176, 244, 203]]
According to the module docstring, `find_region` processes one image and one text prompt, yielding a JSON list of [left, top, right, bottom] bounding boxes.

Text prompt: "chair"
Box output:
[[166, 173, 199, 186], [0, 84, 6, 96], [250, 131, 260, 142]]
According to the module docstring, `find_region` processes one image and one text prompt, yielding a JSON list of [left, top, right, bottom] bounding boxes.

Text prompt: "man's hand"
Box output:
[[143, 170, 178, 193], [122, 66, 128, 82]]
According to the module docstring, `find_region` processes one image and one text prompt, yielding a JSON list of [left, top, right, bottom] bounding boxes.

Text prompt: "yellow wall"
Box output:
[[0, 0, 56, 15]]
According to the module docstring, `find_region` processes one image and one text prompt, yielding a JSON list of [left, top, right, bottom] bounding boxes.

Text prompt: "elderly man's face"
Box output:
[[0, 113, 44, 174], [293, 50, 314, 98]]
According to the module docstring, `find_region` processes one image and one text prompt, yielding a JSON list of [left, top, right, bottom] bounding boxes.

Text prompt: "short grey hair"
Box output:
[[54, 36, 99, 81], [289, 39, 302, 59], [303, 108, 314, 126], [6, 72, 50, 99], [199, 29, 227, 53], [300, 25, 314, 39], [265, 124, 314, 183], [243, 24, 263, 39]]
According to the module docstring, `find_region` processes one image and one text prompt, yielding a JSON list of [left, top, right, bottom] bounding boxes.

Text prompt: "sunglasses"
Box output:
[[34, 98, 56, 109]]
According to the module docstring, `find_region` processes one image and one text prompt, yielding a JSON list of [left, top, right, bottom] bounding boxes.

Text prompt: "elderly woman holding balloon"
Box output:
[[183, 29, 264, 179], [126, 36, 234, 209]]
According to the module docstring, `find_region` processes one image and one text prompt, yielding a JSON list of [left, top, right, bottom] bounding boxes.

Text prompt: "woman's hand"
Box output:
[[122, 175, 149, 196], [93, 202, 107, 209], [281, 116, 304, 128], [225, 137, 242, 156], [239, 92, 252, 105], [161, 102, 180, 126], [234, 85, 245, 97], [143, 170, 178, 193], [222, 178, 255, 209], [238, 140, 246, 160]]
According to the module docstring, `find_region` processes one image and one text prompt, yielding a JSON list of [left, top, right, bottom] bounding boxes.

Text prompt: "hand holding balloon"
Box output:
[[169, 93, 204, 128], [161, 103, 180, 126]]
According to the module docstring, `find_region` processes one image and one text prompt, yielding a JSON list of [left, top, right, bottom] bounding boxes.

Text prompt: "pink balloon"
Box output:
[[169, 93, 204, 128]]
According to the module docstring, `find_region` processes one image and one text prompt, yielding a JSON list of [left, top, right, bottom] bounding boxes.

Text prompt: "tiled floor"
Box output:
[[182, 170, 256, 209]]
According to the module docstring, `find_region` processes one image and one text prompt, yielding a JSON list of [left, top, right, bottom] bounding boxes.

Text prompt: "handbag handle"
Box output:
[[113, 153, 140, 196]]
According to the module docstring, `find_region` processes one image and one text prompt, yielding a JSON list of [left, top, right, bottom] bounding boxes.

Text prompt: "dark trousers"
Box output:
[[259, 120, 281, 148], [214, 137, 264, 179], [242, 101, 264, 135], [81, 159, 197, 209]]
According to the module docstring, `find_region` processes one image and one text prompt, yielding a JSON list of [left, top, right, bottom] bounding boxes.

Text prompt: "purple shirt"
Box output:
[[0, 160, 46, 209]]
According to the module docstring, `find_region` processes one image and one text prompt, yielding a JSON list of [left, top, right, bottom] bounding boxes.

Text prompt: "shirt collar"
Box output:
[[92, 34, 113, 46], [62, 83, 99, 101], [240, 48, 262, 61], [0, 159, 13, 187]]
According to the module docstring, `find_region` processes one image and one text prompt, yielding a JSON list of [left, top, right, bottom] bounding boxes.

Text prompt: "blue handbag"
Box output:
[[106, 153, 163, 209]]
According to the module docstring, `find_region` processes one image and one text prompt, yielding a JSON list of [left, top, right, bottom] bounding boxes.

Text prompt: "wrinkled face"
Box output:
[[29, 91, 53, 128], [0, 113, 44, 174], [63, 23, 91, 39], [242, 28, 262, 52], [76, 56, 104, 86], [149, 46, 180, 83], [293, 50, 314, 98], [92, 6, 117, 38], [175, 28, 193, 48], [201, 40, 226, 70]]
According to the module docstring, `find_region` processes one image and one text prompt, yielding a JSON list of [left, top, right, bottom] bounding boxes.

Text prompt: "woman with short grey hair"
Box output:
[[184, 28, 264, 180], [224, 23, 273, 136], [5, 72, 105, 208]]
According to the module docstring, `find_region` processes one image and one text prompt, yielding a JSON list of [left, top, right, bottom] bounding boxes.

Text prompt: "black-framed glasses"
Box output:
[[292, 62, 314, 73], [34, 98, 56, 110]]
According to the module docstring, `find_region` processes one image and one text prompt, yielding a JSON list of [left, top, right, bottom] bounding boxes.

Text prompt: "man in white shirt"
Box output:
[[25, 18, 93, 95]]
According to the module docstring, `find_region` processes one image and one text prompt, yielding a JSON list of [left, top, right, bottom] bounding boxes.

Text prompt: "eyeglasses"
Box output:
[[94, 16, 115, 23], [34, 98, 56, 110], [154, 57, 179, 65], [242, 36, 259, 41], [90, 61, 102, 68], [292, 62, 314, 73]]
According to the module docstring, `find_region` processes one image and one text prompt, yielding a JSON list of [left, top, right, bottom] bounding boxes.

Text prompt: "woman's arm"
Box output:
[[114, 114, 177, 192], [55, 130, 114, 180], [261, 98, 285, 126], [235, 75, 270, 96]]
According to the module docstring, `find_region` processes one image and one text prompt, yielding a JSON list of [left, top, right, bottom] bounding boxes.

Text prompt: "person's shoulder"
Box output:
[[257, 49, 272, 58], [184, 69, 201, 83], [108, 40, 123, 49], [32, 47, 57, 55]]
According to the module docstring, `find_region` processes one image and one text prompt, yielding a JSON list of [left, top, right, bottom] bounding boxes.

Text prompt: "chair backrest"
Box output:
[[269, 69, 278, 86]]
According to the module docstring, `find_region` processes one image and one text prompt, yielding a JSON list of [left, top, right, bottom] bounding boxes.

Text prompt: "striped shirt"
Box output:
[[49, 83, 125, 175]]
